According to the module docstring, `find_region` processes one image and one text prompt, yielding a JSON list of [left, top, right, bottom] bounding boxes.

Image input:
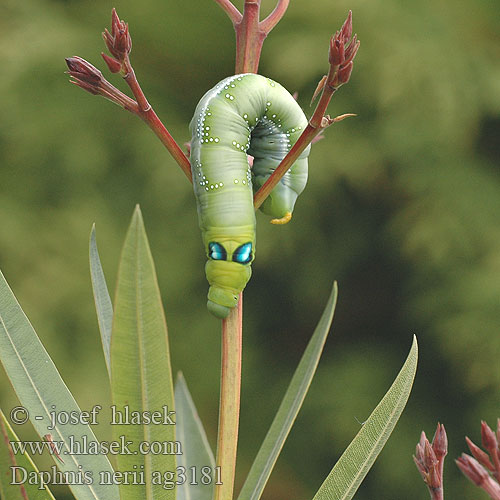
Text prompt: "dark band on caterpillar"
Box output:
[[190, 74, 310, 318]]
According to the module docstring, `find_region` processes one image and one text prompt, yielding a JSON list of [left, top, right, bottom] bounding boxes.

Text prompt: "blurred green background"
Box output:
[[0, 0, 499, 498]]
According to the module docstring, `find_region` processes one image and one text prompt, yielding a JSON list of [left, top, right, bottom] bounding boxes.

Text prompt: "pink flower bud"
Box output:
[[101, 53, 122, 73], [432, 423, 448, 459], [340, 10, 352, 42], [466, 437, 495, 471], [482, 421, 499, 454], [457, 454, 489, 486], [414, 425, 447, 497]]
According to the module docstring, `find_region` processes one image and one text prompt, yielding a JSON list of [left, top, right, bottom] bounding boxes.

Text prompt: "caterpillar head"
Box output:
[[205, 240, 254, 318]]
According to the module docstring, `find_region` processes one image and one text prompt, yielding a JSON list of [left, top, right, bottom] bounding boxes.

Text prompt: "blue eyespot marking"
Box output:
[[208, 242, 227, 261], [232, 243, 253, 264]]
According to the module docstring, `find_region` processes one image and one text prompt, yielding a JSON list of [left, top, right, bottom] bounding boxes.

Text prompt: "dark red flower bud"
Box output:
[[111, 7, 121, 36], [102, 29, 114, 56], [336, 61, 353, 85], [329, 35, 344, 66], [116, 24, 131, 55], [65, 56, 103, 86], [101, 53, 122, 73], [344, 36, 360, 65], [340, 10, 352, 42], [328, 11, 359, 89], [102, 8, 132, 61]]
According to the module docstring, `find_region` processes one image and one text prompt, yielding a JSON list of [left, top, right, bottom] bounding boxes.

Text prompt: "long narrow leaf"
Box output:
[[89, 224, 113, 378], [111, 205, 176, 500], [312, 335, 418, 500], [175, 373, 215, 500], [0, 270, 119, 500], [0, 409, 56, 500], [238, 283, 338, 500]]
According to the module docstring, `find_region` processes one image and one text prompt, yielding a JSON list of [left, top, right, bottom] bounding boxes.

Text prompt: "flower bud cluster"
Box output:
[[328, 11, 360, 88], [414, 423, 448, 496], [102, 8, 132, 74], [457, 420, 500, 499]]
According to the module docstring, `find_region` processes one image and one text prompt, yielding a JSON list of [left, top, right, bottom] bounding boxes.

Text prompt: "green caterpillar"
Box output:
[[190, 73, 310, 318]]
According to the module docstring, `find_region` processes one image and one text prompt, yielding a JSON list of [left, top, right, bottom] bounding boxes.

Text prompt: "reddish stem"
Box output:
[[253, 124, 319, 210], [253, 13, 359, 210], [214, 294, 243, 500], [491, 450, 500, 481], [260, 0, 290, 33], [253, 85, 353, 210], [69, 9, 192, 182], [216, 0, 289, 74], [235, 1, 264, 73], [429, 488, 444, 500], [214, 0, 242, 24], [121, 55, 192, 181]]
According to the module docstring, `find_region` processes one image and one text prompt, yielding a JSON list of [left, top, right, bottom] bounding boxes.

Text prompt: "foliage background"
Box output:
[[0, 0, 499, 498]]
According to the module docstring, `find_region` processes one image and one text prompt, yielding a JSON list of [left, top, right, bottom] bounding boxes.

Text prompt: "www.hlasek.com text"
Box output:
[[10, 466, 222, 491], [10, 435, 182, 457]]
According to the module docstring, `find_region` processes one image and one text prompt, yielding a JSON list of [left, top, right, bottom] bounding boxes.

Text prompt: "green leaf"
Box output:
[[238, 283, 338, 500], [175, 373, 216, 500], [0, 270, 119, 500], [312, 335, 418, 500], [0, 409, 56, 500], [111, 205, 176, 500], [89, 224, 113, 379]]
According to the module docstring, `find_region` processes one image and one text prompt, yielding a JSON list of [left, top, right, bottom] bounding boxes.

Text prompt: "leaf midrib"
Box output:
[[135, 223, 154, 500]]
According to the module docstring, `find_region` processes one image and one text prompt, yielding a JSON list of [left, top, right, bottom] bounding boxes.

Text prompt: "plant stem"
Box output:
[[253, 65, 356, 210], [259, 0, 290, 34], [253, 110, 354, 210], [67, 7, 193, 182], [429, 487, 444, 500], [214, 294, 243, 500], [253, 122, 320, 210], [214, 0, 243, 24], [216, 0, 289, 74], [121, 55, 192, 181], [235, 1, 264, 74], [210, 5, 292, 498]]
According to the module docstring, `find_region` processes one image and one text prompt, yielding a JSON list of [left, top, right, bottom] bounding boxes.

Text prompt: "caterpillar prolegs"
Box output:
[[190, 74, 311, 318]]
